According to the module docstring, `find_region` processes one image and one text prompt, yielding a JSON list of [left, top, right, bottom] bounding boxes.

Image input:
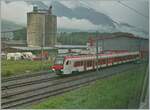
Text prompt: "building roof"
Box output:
[[11, 46, 56, 51], [10, 45, 88, 51], [55, 45, 88, 49], [99, 35, 148, 40], [2, 40, 26, 45]]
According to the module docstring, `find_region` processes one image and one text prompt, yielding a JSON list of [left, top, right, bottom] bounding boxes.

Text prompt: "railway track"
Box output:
[[2, 71, 52, 82], [2, 63, 142, 109], [2, 72, 57, 90]]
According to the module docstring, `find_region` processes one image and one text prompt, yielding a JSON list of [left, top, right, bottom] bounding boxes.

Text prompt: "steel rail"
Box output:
[[2, 71, 52, 82], [2, 71, 96, 98], [2, 73, 57, 90]]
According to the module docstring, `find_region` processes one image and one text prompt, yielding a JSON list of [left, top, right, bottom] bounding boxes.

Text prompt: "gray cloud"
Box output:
[[59, 0, 148, 32], [1, 0, 149, 37]]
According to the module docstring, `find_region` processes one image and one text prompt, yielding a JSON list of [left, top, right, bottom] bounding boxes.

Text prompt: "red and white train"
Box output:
[[49, 51, 141, 75]]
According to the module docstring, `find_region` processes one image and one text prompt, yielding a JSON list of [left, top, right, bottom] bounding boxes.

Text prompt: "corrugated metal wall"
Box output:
[[96, 36, 148, 52]]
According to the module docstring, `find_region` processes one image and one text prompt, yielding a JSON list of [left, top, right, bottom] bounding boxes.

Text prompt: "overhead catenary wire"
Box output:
[[117, 1, 149, 20]]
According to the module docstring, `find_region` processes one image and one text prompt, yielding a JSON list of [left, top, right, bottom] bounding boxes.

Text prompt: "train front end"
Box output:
[[49, 56, 64, 75]]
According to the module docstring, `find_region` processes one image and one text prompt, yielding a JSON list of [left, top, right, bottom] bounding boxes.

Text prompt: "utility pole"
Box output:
[[41, 16, 45, 70], [139, 39, 142, 61], [96, 31, 99, 72]]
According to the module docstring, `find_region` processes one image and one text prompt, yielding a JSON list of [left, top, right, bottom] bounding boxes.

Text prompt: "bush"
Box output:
[[5, 70, 13, 77]]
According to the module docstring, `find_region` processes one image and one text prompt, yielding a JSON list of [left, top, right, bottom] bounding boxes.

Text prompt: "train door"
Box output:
[[106, 58, 108, 67], [92, 60, 95, 70], [110, 57, 114, 65], [83, 60, 87, 71], [64, 60, 72, 74]]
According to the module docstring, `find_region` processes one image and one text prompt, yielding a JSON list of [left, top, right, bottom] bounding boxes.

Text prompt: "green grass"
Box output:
[[32, 64, 147, 109], [1, 60, 52, 77]]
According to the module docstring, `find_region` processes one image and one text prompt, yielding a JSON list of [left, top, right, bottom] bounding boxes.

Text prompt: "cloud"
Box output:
[[57, 16, 148, 38], [1, 0, 148, 37], [2, 0, 148, 31], [59, 0, 91, 9], [57, 16, 118, 33], [59, 0, 148, 32], [59, 0, 79, 9], [1, 1, 33, 25], [81, 0, 149, 32], [57, 16, 98, 30]]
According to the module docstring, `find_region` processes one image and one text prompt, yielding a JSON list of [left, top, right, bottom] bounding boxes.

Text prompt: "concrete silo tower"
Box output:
[[27, 5, 57, 47]]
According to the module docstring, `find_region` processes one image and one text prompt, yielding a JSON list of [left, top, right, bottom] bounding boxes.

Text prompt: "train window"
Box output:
[[124, 56, 126, 60], [87, 61, 89, 67], [66, 60, 69, 65], [88, 61, 90, 67], [98, 59, 101, 64], [55, 57, 64, 65], [90, 60, 92, 66], [99, 59, 104, 64], [69, 61, 71, 65], [128, 56, 131, 59], [87, 60, 92, 67], [80, 61, 83, 66], [116, 57, 120, 61], [114, 57, 118, 62], [74, 61, 80, 67], [102, 59, 106, 64]]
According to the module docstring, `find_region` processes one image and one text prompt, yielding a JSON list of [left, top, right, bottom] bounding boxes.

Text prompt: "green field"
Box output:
[[1, 60, 52, 77], [32, 64, 147, 109]]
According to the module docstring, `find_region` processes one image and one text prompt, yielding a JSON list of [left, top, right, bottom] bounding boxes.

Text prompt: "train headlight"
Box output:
[[52, 68, 55, 71]]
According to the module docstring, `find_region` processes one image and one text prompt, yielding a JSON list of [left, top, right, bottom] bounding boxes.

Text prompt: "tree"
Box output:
[[13, 28, 27, 40]]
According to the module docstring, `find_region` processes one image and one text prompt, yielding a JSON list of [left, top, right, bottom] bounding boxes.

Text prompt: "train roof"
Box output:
[[64, 51, 139, 60]]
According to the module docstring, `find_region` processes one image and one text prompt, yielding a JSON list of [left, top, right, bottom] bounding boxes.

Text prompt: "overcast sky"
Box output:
[[1, 0, 149, 33], [58, 0, 149, 32]]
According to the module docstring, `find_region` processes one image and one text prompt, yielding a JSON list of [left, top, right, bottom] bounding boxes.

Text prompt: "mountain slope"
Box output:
[[1, 19, 24, 32], [52, 1, 115, 27]]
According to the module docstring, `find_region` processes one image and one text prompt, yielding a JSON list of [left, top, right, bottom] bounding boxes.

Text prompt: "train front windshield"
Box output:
[[54, 57, 64, 65]]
